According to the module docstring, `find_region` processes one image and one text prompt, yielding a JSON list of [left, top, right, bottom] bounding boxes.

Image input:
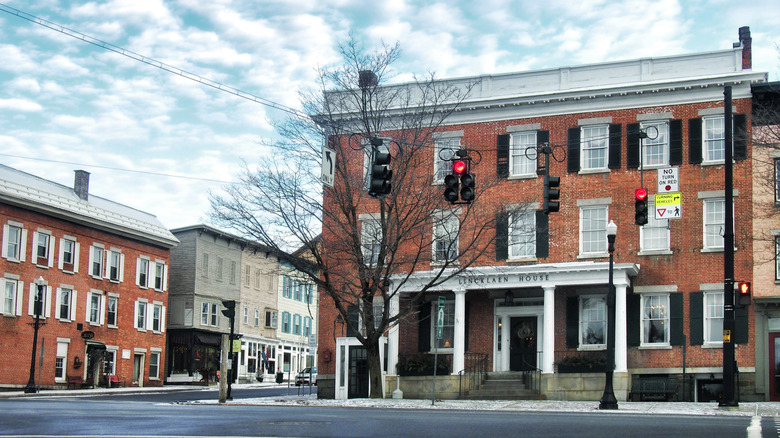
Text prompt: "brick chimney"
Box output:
[[74, 170, 90, 201], [739, 26, 751, 70]]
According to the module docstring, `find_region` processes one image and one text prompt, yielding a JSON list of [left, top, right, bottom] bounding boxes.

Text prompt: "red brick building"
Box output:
[[0, 165, 178, 390], [318, 28, 767, 401]]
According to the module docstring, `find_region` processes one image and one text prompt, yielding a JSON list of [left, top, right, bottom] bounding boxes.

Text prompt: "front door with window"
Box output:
[[133, 353, 144, 387], [348, 346, 369, 399], [770, 333, 780, 401], [510, 317, 537, 371]]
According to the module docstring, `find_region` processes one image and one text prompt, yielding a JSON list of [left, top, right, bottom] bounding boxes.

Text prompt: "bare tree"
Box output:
[[210, 39, 531, 398]]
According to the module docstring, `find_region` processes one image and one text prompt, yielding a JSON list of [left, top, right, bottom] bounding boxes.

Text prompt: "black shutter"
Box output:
[[689, 118, 703, 164], [536, 210, 549, 259], [689, 292, 703, 345], [495, 212, 509, 260], [608, 124, 622, 169], [418, 302, 431, 352], [627, 123, 640, 169], [735, 305, 749, 344], [627, 293, 641, 347], [670, 293, 685, 346], [734, 114, 748, 161], [669, 120, 683, 165], [465, 301, 471, 351], [566, 296, 579, 348], [346, 305, 359, 338], [497, 134, 510, 178], [567, 127, 580, 173]]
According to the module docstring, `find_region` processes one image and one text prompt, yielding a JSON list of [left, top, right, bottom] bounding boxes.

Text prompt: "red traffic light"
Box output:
[[635, 187, 648, 201], [738, 282, 751, 295], [452, 160, 467, 174]]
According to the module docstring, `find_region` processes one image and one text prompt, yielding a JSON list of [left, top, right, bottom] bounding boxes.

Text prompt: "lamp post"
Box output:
[[599, 221, 618, 410], [25, 276, 47, 394]]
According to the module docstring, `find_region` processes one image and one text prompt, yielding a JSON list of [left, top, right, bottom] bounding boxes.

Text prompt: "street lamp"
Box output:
[[599, 221, 618, 410], [25, 276, 47, 394]]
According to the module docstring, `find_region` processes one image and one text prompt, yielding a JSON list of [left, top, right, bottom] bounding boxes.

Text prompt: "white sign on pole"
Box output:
[[436, 296, 446, 340], [322, 146, 336, 188], [655, 192, 682, 219], [308, 334, 317, 349], [657, 167, 679, 193]]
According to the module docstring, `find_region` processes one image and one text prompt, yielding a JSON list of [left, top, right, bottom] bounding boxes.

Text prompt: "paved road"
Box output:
[[0, 397, 760, 438], [72, 383, 316, 403]]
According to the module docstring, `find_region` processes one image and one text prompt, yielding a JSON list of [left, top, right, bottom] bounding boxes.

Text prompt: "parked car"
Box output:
[[295, 367, 317, 386]]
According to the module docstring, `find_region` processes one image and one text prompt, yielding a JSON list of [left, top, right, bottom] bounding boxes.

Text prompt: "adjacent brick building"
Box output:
[[318, 28, 767, 401], [0, 165, 178, 390]]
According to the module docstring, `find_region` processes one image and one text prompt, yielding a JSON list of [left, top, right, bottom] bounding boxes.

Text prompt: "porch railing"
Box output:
[[521, 351, 542, 394], [458, 353, 489, 397]]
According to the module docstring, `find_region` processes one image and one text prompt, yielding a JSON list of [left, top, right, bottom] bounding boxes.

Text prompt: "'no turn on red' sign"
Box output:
[[657, 167, 679, 193]]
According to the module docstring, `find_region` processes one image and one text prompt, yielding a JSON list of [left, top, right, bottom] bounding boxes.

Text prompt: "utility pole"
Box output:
[[720, 86, 738, 407]]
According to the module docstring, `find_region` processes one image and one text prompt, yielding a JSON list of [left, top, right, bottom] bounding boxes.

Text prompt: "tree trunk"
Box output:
[[366, 339, 384, 398]]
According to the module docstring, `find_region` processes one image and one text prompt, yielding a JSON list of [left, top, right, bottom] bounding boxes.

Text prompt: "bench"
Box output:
[[66, 375, 89, 389], [629, 376, 678, 401], [108, 375, 122, 388]]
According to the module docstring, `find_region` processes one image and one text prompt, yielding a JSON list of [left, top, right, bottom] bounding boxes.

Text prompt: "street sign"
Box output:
[[322, 146, 336, 188], [436, 296, 446, 340], [655, 192, 682, 219], [657, 167, 679, 193], [232, 339, 241, 353], [308, 334, 317, 349]]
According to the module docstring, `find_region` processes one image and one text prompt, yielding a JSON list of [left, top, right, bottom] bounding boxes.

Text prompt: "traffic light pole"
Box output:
[[721, 86, 737, 407]]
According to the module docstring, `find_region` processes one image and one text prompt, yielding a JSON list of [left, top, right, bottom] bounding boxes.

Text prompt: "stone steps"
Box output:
[[461, 372, 542, 400]]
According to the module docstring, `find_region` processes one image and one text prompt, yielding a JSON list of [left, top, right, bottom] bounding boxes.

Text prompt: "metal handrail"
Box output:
[[458, 353, 489, 397], [520, 353, 542, 395]]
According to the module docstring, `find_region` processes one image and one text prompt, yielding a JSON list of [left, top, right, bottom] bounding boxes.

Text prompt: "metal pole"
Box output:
[[599, 228, 618, 410], [227, 311, 236, 400], [24, 283, 45, 394], [720, 86, 738, 407]]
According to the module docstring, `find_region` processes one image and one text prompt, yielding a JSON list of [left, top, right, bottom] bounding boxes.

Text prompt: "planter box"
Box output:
[[557, 364, 606, 373]]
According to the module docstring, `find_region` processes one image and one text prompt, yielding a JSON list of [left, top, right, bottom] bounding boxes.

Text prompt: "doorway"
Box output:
[[348, 346, 369, 399], [510, 317, 537, 371], [770, 333, 780, 400], [133, 353, 145, 387]]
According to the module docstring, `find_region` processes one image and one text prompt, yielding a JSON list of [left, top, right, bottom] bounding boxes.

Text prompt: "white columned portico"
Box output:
[[452, 289, 467, 375], [387, 294, 400, 376], [542, 285, 555, 374], [614, 283, 628, 372]]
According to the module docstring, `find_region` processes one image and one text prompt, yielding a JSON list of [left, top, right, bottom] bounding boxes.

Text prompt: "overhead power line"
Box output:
[[0, 3, 309, 120]]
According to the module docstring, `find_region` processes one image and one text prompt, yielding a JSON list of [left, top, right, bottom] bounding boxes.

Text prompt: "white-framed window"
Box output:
[[776, 237, 780, 281], [103, 348, 117, 375], [703, 198, 725, 250], [245, 265, 251, 286], [243, 306, 249, 325], [373, 301, 384, 330], [153, 262, 166, 291], [2, 222, 27, 263], [89, 244, 105, 279], [230, 261, 237, 284], [775, 159, 780, 203], [434, 136, 459, 183], [86, 290, 104, 325], [304, 316, 312, 337], [641, 294, 669, 345], [254, 309, 260, 327], [28, 283, 51, 318], [216, 257, 223, 281], [152, 303, 163, 332], [282, 276, 292, 298], [265, 309, 278, 328], [55, 340, 69, 381], [136, 257, 150, 288], [58, 237, 79, 273], [149, 350, 161, 380], [581, 125, 608, 170], [580, 295, 606, 348], [510, 131, 537, 177], [135, 300, 147, 330], [281, 311, 291, 333], [509, 210, 536, 259], [210, 303, 218, 326], [704, 291, 724, 345], [361, 218, 382, 266], [254, 271, 261, 289], [33, 230, 54, 267], [107, 294, 118, 327], [201, 302, 210, 326], [579, 205, 608, 255], [430, 299, 455, 350], [640, 121, 669, 168], [107, 249, 123, 282], [703, 116, 725, 163], [293, 314, 302, 335], [55, 286, 76, 321], [306, 284, 314, 304], [433, 211, 459, 263], [640, 199, 670, 253], [2, 276, 23, 316], [201, 252, 209, 277]]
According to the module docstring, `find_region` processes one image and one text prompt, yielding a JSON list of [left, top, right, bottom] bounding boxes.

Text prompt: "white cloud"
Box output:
[[0, 98, 43, 112]]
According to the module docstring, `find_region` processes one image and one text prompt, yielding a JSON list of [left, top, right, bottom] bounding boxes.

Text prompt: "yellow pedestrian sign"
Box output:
[[655, 192, 682, 219]]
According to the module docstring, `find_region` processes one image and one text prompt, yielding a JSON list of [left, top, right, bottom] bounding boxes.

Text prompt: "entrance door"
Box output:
[[770, 333, 780, 400], [510, 317, 537, 371], [348, 346, 369, 399], [133, 354, 145, 387]]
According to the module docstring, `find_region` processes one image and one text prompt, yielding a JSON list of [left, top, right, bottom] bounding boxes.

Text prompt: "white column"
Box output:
[[387, 294, 400, 376], [501, 314, 511, 371], [543, 285, 555, 374], [615, 283, 628, 373], [452, 289, 466, 375]]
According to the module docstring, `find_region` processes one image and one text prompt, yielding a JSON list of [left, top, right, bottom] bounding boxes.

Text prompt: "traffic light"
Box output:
[[543, 175, 560, 213], [635, 188, 649, 225], [221, 300, 236, 318], [444, 159, 466, 204], [368, 139, 392, 197], [460, 164, 475, 204], [737, 281, 751, 307]]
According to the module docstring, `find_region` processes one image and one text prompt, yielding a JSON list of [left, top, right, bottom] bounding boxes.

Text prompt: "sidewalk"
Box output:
[[4, 382, 780, 417]]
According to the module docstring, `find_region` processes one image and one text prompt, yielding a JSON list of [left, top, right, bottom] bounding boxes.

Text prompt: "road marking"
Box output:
[[746, 415, 761, 438]]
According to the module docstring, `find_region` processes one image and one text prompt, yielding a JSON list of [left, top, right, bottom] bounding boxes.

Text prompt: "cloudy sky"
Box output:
[[1, 0, 779, 231]]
